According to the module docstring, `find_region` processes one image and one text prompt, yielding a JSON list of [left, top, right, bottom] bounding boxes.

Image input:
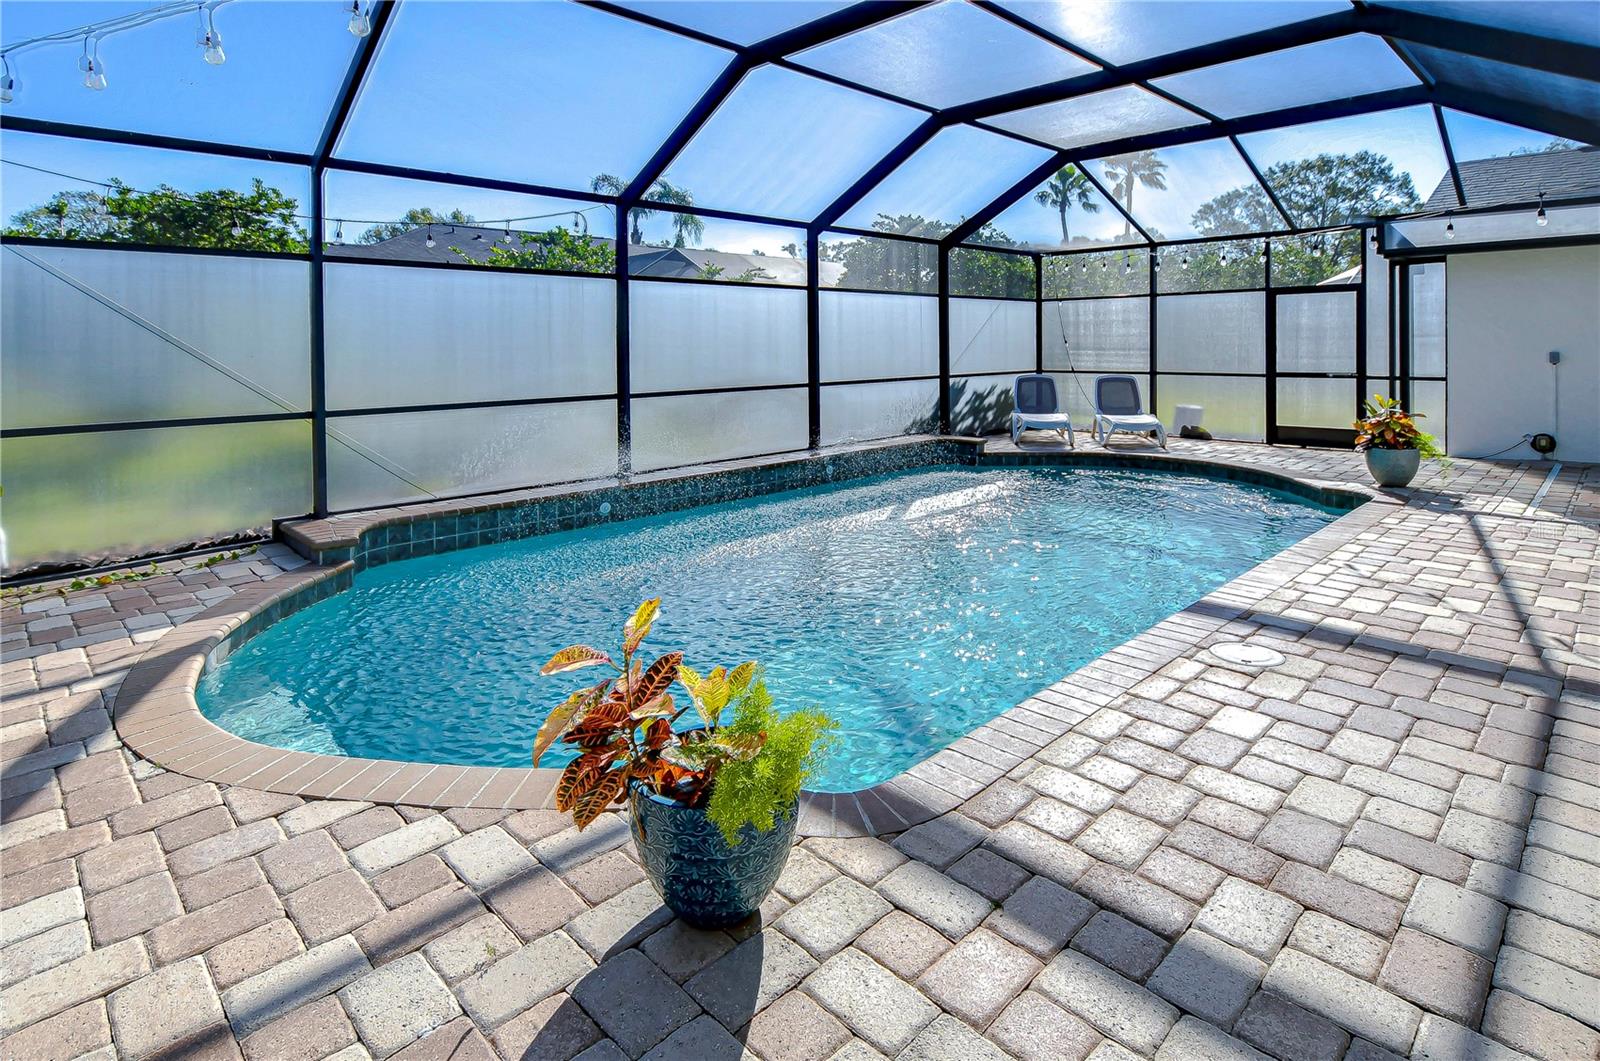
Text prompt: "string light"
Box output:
[[1368, 230, 1378, 250], [1258, 240, 1268, 263], [347, 1, 372, 38], [502, 226, 513, 244], [1180, 252, 1189, 271], [333, 220, 344, 244], [1444, 213, 1455, 240], [424, 226, 436, 249], [1121, 255, 1130, 276], [230, 214, 243, 237], [1218, 248, 1229, 266], [81, 38, 107, 91], [196, 4, 225, 64], [1, 56, 15, 104], [1536, 191, 1548, 227]]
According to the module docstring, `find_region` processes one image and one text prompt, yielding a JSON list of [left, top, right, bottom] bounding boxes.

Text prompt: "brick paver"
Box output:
[[2, 441, 1595, 1058]]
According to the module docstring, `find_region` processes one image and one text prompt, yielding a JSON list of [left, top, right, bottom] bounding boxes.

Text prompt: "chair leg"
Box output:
[[1067, 423, 1076, 449]]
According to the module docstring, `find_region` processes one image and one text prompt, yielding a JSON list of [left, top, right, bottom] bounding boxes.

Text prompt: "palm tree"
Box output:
[[1100, 151, 1168, 238], [590, 173, 652, 244], [1032, 165, 1101, 246], [650, 179, 703, 248]]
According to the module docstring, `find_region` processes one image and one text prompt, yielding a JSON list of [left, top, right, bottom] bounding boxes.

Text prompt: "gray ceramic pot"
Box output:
[[1365, 447, 1421, 487], [629, 782, 796, 929]]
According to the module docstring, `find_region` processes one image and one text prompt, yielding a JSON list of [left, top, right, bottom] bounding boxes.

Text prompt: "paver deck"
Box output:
[[2, 437, 1596, 1061]]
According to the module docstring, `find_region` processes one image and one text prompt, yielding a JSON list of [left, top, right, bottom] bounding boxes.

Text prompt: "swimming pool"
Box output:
[[198, 465, 1339, 790]]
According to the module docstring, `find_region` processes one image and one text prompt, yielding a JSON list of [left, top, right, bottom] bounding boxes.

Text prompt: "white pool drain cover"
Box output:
[[1210, 642, 1286, 667]]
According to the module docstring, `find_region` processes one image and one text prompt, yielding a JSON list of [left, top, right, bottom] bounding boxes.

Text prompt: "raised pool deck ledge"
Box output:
[[112, 434, 1381, 836]]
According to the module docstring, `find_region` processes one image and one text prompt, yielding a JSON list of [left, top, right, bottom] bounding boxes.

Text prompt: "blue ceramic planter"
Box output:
[[628, 782, 797, 929]]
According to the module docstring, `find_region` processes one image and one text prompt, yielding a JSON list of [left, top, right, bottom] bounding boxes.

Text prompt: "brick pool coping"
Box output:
[[111, 435, 1385, 836]]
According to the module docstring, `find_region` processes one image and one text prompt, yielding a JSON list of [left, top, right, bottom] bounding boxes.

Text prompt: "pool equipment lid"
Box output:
[[1209, 642, 1286, 668]]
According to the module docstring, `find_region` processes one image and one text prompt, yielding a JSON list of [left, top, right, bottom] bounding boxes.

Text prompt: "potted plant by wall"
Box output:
[[534, 599, 836, 928], [1354, 394, 1444, 488]]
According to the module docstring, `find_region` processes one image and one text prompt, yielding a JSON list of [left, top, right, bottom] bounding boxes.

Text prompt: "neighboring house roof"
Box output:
[[328, 224, 843, 284], [1423, 146, 1600, 211]]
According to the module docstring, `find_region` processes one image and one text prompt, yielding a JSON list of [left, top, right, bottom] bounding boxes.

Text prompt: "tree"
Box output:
[[1033, 165, 1101, 245], [649, 179, 703, 247], [590, 174, 705, 247], [1186, 151, 1419, 287], [6, 178, 308, 251], [451, 226, 615, 273], [1100, 151, 1168, 238], [357, 207, 474, 244]]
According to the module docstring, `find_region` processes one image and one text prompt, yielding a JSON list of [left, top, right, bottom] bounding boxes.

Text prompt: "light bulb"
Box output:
[[1311, 241, 1322, 258], [1099, 258, 1107, 271], [1368, 231, 1378, 249], [1444, 217, 1455, 239], [0, 71, 14, 105], [501, 227, 512, 244], [425, 227, 435, 249], [203, 34, 225, 65], [1536, 193, 1548, 227], [83, 59, 106, 91], [1180, 254, 1189, 271], [1121, 257, 1130, 275], [348, 3, 371, 37], [1219, 252, 1229, 266], [230, 217, 243, 237], [333, 221, 344, 244], [1258, 242, 1268, 262], [1079, 258, 1087, 274]]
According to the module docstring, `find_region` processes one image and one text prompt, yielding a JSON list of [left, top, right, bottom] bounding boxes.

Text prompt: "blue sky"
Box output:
[[0, 0, 1587, 241]]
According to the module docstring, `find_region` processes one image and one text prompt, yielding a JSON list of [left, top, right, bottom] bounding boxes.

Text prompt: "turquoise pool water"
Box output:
[[198, 466, 1338, 790]]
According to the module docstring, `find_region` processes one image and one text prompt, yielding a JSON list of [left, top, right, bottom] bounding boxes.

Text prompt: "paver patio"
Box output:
[[2, 438, 1596, 1061]]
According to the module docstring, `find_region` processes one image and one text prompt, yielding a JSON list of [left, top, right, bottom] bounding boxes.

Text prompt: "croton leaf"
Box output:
[[623, 598, 660, 654], [631, 691, 676, 721], [712, 731, 766, 762], [678, 664, 701, 693], [644, 718, 673, 750], [572, 768, 627, 830], [533, 683, 607, 766], [540, 645, 612, 675], [726, 661, 757, 696], [633, 652, 683, 709], [554, 754, 601, 813]]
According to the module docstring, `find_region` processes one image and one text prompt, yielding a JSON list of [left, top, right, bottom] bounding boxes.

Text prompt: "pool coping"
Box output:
[[113, 435, 1391, 836]]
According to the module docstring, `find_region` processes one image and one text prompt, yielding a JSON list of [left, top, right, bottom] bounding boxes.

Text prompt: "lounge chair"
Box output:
[[1011, 373, 1075, 447], [1093, 374, 1167, 448]]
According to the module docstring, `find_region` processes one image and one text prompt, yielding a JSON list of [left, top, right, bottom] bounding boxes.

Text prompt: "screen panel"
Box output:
[[324, 266, 615, 409], [630, 282, 806, 393], [1, 420, 311, 573], [631, 389, 808, 472], [950, 299, 1037, 376], [1156, 239, 1265, 294], [820, 232, 938, 294], [1156, 292, 1266, 373], [973, 164, 1143, 253], [1277, 292, 1357, 374], [326, 402, 618, 510], [948, 373, 1018, 436], [1152, 35, 1416, 120], [1087, 139, 1279, 241], [1043, 298, 1149, 372], [336, 1, 732, 189], [1156, 374, 1266, 441], [820, 380, 941, 445], [1049, 372, 1151, 427], [628, 212, 808, 285], [950, 248, 1036, 298], [2, 245, 311, 429], [1278, 378, 1356, 429], [819, 291, 939, 382]]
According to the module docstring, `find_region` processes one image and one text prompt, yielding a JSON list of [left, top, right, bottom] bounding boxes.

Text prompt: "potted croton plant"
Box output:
[[1354, 394, 1444, 488], [534, 599, 835, 928]]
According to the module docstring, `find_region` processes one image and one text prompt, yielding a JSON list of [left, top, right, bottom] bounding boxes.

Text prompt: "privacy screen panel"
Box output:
[[1156, 374, 1267, 440], [631, 388, 808, 472], [820, 380, 941, 445], [949, 299, 1037, 376], [1, 245, 311, 429], [819, 291, 939, 382], [629, 282, 807, 393], [326, 402, 618, 511], [1156, 292, 1267, 374], [2, 420, 311, 570], [324, 265, 615, 409], [1043, 298, 1149, 372]]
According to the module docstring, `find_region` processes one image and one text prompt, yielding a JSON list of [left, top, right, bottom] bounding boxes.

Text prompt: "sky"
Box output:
[[0, 0, 1588, 241]]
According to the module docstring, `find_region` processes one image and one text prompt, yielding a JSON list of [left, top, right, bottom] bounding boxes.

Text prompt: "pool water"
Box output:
[[198, 466, 1339, 790]]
